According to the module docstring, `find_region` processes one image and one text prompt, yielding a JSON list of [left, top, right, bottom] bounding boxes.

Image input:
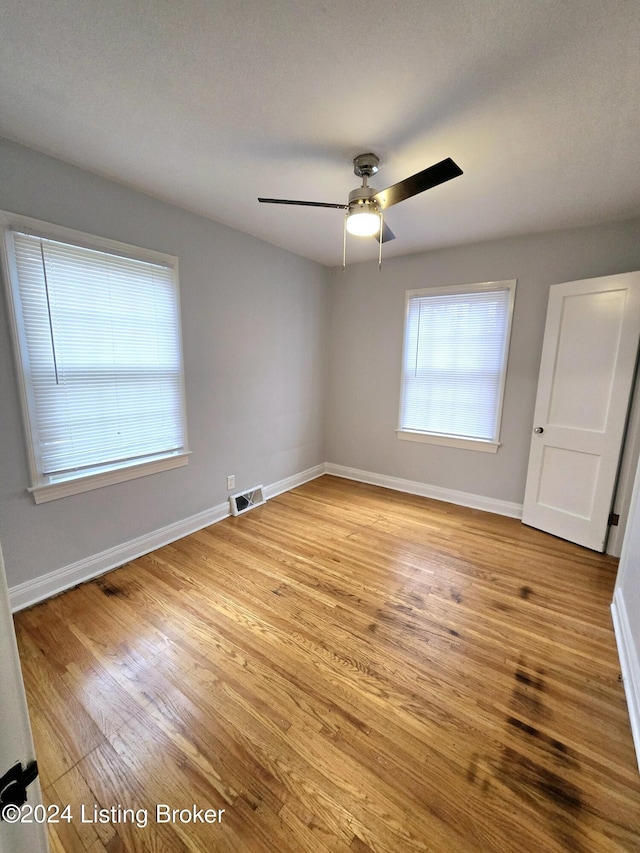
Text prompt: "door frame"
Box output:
[[0, 540, 49, 853], [608, 361, 640, 556]]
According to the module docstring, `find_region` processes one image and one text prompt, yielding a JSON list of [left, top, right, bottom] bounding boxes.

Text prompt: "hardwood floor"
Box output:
[[13, 475, 640, 852]]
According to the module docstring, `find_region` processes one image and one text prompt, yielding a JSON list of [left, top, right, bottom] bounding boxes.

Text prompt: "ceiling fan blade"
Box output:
[[372, 158, 463, 210], [374, 222, 396, 243], [258, 197, 347, 209]]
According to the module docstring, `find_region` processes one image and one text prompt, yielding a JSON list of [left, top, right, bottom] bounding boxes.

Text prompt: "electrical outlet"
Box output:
[[227, 475, 235, 490]]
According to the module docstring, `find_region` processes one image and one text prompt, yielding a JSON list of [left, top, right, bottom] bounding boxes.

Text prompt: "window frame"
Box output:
[[1, 211, 190, 503], [396, 279, 516, 453]]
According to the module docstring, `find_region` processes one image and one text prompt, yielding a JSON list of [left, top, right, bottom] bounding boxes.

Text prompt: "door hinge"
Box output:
[[608, 512, 620, 526], [0, 761, 39, 817]]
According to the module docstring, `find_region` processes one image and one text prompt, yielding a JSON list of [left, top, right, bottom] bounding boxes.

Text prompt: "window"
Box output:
[[1, 213, 189, 503], [398, 280, 516, 452]]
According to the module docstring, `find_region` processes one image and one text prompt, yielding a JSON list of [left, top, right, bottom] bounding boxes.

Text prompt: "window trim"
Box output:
[[397, 280, 516, 452], [1, 210, 190, 503]]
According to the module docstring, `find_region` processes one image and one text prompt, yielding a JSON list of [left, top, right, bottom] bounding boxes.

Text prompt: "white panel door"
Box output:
[[0, 542, 49, 853], [522, 271, 640, 551]]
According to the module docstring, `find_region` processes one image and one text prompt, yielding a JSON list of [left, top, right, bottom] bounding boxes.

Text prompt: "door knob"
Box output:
[[533, 427, 544, 434]]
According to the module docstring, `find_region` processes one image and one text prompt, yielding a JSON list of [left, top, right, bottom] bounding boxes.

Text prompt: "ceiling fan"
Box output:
[[258, 153, 463, 267]]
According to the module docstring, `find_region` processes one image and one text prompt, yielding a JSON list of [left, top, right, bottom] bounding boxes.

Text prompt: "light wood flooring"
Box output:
[[14, 475, 640, 852]]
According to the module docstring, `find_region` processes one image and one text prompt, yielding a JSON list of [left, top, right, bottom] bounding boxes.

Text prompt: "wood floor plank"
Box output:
[[17, 630, 108, 788], [14, 475, 640, 851]]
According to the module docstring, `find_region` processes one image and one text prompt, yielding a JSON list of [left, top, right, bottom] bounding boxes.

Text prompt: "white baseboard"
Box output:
[[263, 463, 327, 500], [9, 463, 327, 612], [325, 463, 523, 519], [9, 460, 522, 612], [611, 589, 640, 772]]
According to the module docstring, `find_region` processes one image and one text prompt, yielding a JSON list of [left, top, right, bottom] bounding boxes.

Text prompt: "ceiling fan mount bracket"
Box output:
[[353, 153, 380, 179]]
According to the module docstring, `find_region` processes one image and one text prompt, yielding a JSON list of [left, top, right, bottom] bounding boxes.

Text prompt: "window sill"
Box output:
[[396, 430, 500, 453], [28, 451, 190, 504]]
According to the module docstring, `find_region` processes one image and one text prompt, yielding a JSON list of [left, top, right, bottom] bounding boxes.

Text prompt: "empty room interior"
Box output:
[[2, 2, 640, 851]]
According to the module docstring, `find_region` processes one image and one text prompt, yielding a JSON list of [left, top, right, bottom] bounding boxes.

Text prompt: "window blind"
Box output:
[[11, 231, 186, 479], [400, 287, 512, 442]]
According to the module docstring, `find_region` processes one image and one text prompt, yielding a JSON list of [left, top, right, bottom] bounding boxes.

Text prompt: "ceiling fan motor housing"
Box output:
[[348, 185, 380, 215]]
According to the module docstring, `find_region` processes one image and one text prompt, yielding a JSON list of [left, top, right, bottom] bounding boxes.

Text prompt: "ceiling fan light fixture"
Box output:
[[346, 205, 381, 237]]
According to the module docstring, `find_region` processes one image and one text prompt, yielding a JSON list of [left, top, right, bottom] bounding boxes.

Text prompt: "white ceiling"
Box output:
[[1, 1, 639, 267]]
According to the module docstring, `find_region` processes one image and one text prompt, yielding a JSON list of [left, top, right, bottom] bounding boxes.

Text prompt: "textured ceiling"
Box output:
[[1, 0, 639, 266]]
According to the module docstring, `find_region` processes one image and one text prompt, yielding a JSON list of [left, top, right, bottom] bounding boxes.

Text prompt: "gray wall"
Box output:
[[326, 218, 640, 505], [0, 139, 329, 587]]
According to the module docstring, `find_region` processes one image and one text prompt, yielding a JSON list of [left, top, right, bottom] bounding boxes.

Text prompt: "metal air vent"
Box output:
[[230, 485, 266, 516]]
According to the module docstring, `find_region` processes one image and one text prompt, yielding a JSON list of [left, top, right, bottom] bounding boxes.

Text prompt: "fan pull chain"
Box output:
[[342, 215, 347, 273]]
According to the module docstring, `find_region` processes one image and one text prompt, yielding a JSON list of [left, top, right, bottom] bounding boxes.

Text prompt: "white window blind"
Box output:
[[8, 230, 187, 486], [399, 283, 515, 446]]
